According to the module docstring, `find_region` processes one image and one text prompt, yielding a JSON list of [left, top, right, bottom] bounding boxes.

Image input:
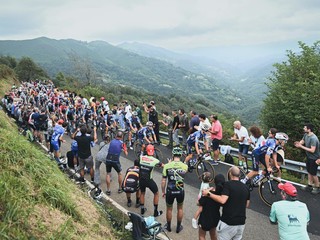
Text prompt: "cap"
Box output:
[[57, 119, 64, 124], [146, 144, 154, 156], [278, 182, 297, 197]]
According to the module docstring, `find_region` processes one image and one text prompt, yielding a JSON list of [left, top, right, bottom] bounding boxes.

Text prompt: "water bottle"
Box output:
[[239, 160, 243, 166]]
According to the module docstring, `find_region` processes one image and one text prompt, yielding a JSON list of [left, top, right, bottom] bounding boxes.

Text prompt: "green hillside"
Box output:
[[0, 37, 248, 122]]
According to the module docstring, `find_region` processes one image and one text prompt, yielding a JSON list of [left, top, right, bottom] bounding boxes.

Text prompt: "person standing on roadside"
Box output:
[[172, 110, 180, 147], [161, 147, 188, 233], [178, 108, 189, 150], [209, 114, 223, 163], [202, 166, 250, 240], [294, 123, 320, 194], [189, 111, 200, 134], [230, 121, 250, 165], [270, 182, 310, 240], [161, 111, 173, 148], [72, 124, 97, 184]]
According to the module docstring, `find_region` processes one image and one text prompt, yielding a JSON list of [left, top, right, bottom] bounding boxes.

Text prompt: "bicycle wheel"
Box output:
[[227, 166, 246, 181], [134, 141, 142, 159], [258, 177, 282, 207], [195, 161, 215, 182], [153, 147, 164, 163]]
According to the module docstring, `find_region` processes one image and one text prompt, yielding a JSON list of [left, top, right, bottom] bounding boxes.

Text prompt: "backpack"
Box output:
[[122, 168, 139, 193], [224, 153, 234, 164]]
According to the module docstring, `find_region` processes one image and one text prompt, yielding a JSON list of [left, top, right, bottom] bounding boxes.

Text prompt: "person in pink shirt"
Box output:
[[209, 114, 223, 163]]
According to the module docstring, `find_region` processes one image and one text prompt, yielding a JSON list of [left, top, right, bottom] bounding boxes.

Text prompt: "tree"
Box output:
[[15, 57, 48, 82], [260, 41, 320, 154]]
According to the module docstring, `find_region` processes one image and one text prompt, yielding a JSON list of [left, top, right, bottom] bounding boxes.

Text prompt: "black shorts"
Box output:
[[166, 189, 185, 206], [139, 178, 158, 194], [106, 161, 122, 173], [306, 158, 319, 176], [252, 152, 266, 171], [211, 139, 220, 151]]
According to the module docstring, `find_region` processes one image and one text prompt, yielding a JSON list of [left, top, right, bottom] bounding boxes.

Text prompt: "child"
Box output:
[[198, 172, 212, 200], [192, 174, 225, 240]]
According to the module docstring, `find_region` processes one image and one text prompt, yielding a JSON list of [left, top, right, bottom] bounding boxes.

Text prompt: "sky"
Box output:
[[0, 0, 319, 53]]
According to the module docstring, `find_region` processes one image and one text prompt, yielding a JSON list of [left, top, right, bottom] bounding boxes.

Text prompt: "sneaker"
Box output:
[[141, 207, 147, 215], [75, 178, 85, 184], [240, 178, 247, 184], [127, 201, 132, 207], [301, 185, 313, 191], [311, 187, 320, 194], [154, 210, 163, 217], [176, 225, 183, 233], [135, 202, 140, 208], [192, 218, 198, 229], [106, 190, 111, 196], [164, 223, 171, 232], [188, 166, 193, 173], [118, 188, 123, 193], [129, 146, 133, 150]]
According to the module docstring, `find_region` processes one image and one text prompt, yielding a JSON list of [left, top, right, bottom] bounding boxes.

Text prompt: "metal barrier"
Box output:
[[159, 131, 320, 180]]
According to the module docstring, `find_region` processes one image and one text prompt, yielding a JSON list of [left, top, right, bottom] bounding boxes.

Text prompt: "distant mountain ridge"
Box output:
[[0, 37, 263, 122]]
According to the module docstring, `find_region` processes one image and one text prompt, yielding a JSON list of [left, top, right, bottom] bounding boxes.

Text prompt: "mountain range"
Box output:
[[0, 37, 285, 123]]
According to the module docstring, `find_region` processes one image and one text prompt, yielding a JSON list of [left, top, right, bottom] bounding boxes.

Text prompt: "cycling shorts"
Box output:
[[106, 161, 122, 173], [166, 189, 185, 206], [252, 151, 266, 171], [139, 178, 158, 194], [51, 141, 60, 151], [187, 143, 195, 154]]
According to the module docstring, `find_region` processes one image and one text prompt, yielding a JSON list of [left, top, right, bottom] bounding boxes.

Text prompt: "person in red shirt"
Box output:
[[209, 114, 223, 163]]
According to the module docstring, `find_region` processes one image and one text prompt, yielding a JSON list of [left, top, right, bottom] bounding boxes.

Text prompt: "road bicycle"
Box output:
[[230, 166, 282, 207], [187, 153, 215, 182]]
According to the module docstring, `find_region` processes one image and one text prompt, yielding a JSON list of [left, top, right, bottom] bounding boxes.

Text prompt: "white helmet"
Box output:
[[275, 132, 289, 142], [146, 121, 153, 127]]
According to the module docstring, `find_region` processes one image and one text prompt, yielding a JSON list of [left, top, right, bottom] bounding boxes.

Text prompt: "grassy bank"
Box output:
[[0, 110, 122, 239]]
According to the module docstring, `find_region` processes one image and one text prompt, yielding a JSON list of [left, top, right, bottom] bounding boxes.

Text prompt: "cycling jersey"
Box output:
[[126, 116, 141, 129], [51, 125, 65, 143], [187, 130, 206, 145], [138, 127, 154, 140], [139, 155, 161, 180], [162, 161, 188, 191], [253, 138, 279, 156]]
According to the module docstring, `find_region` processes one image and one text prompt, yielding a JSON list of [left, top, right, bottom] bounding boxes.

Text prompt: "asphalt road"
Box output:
[[60, 136, 319, 240]]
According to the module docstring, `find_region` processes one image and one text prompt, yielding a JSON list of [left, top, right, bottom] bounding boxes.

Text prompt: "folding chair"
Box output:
[[127, 212, 170, 240]]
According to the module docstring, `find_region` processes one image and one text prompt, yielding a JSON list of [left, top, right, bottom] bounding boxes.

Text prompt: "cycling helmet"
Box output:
[[172, 147, 183, 156], [201, 124, 210, 132], [132, 111, 138, 116], [146, 121, 153, 127], [146, 144, 154, 156], [275, 132, 289, 142], [69, 104, 74, 109]]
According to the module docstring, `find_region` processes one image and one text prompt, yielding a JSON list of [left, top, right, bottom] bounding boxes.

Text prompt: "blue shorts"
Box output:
[[238, 144, 249, 155], [187, 143, 195, 154], [51, 141, 60, 151]]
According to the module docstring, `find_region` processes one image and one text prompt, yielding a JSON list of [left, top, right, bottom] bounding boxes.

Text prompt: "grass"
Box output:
[[0, 110, 123, 239]]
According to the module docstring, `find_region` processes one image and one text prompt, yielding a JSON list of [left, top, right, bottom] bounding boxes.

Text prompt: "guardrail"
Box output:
[[159, 131, 320, 180]]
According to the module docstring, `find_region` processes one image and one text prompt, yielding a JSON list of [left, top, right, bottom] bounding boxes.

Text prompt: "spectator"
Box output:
[[270, 182, 310, 240], [209, 114, 223, 163], [189, 111, 200, 134], [178, 108, 189, 150], [230, 121, 250, 165], [72, 124, 97, 184], [144, 104, 160, 144], [248, 125, 266, 150], [161, 111, 173, 148], [202, 166, 250, 240], [172, 110, 180, 147], [294, 123, 320, 194], [193, 174, 225, 240]]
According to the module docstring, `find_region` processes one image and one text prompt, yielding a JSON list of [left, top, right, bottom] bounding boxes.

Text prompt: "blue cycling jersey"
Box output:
[[253, 138, 277, 156], [187, 130, 206, 145], [138, 126, 154, 139]]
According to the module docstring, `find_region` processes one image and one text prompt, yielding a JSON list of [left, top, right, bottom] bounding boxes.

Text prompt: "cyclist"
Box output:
[[184, 124, 210, 169], [161, 147, 188, 233], [125, 111, 142, 149], [241, 130, 289, 184], [137, 121, 157, 155], [139, 144, 163, 217]]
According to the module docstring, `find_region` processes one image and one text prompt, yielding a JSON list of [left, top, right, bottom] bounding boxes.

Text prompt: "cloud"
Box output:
[[0, 0, 319, 50]]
